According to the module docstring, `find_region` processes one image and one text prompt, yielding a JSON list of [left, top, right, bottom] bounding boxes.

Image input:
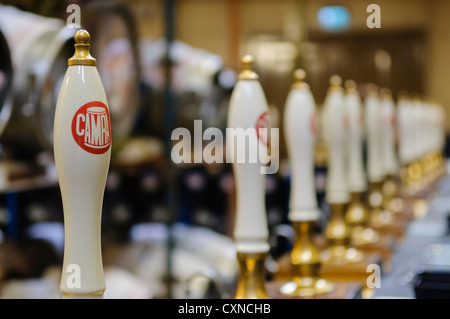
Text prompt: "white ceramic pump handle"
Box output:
[[227, 55, 270, 254], [284, 69, 321, 222], [365, 86, 384, 183], [54, 30, 110, 296], [323, 75, 350, 204], [345, 80, 367, 193], [380, 89, 398, 176]]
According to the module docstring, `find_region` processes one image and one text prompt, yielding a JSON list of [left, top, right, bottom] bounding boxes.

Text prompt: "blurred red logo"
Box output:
[[310, 111, 317, 135], [255, 111, 270, 147]]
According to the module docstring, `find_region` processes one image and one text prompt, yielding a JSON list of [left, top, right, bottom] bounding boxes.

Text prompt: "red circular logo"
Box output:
[[255, 111, 270, 147], [71, 101, 112, 154], [310, 111, 317, 136]]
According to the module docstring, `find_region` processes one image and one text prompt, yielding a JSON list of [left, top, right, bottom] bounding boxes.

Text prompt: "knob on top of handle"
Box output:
[[380, 87, 392, 100], [397, 90, 409, 100], [68, 29, 96, 66], [292, 69, 309, 89], [329, 75, 343, 92], [410, 92, 422, 101], [366, 83, 378, 97], [345, 79, 357, 93], [294, 69, 306, 82], [238, 54, 259, 81]]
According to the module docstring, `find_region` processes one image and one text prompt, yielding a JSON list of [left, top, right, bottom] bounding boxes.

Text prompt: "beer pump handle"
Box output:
[[345, 80, 367, 193], [380, 89, 398, 176], [54, 30, 110, 297], [283, 69, 320, 222], [365, 85, 384, 183], [324, 75, 349, 204], [227, 55, 270, 254]]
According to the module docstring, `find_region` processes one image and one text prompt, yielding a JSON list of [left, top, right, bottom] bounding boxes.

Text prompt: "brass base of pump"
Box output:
[[434, 152, 446, 176], [402, 162, 424, 194], [346, 192, 380, 246], [321, 245, 364, 265], [382, 175, 412, 224], [385, 196, 405, 216], [382, 175, 404, 215], [369, 207, 395, 228], [418, 152, 446, 191], [61, 290, 105, 299], [350, 226, 380, 246], [322, 203, 364, 265], [280, 221, 335, 298], [235, 252, 269, 299], [429, 152, 446, 183], [367, 181, 396, 228], [420, 155, 433, 186], [419, 152, 445, 186]]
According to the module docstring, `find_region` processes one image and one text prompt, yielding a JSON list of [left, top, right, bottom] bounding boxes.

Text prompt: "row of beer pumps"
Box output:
[[227, 53, 447, 299], [53, 29, 446, 298]]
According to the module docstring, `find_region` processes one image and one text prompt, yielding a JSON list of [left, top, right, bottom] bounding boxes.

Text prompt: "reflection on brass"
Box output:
[[350, 226, 380, 246], [401, 151, 446, 196], [425, 151, 446, 184], [346, 192, 379, 246], [321, 245, 363, 265], [235, 252, 269, 299], [280, 221, 335, 297], [400, 166, 409, 194], [68, 29, 97, 67], [407, 162, 423, 192], [346, 192, 369, 225], [419, 156, 432, 186], [322, 203, 363, 264], [326, 203, 350, 246], [382, 175, 403, 215], [401, 150, 447, 195], [368, 181, 394, 228], [422, 155, 433, 177], [238, 54, 259, 81], [436, 152, 446, 177]]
